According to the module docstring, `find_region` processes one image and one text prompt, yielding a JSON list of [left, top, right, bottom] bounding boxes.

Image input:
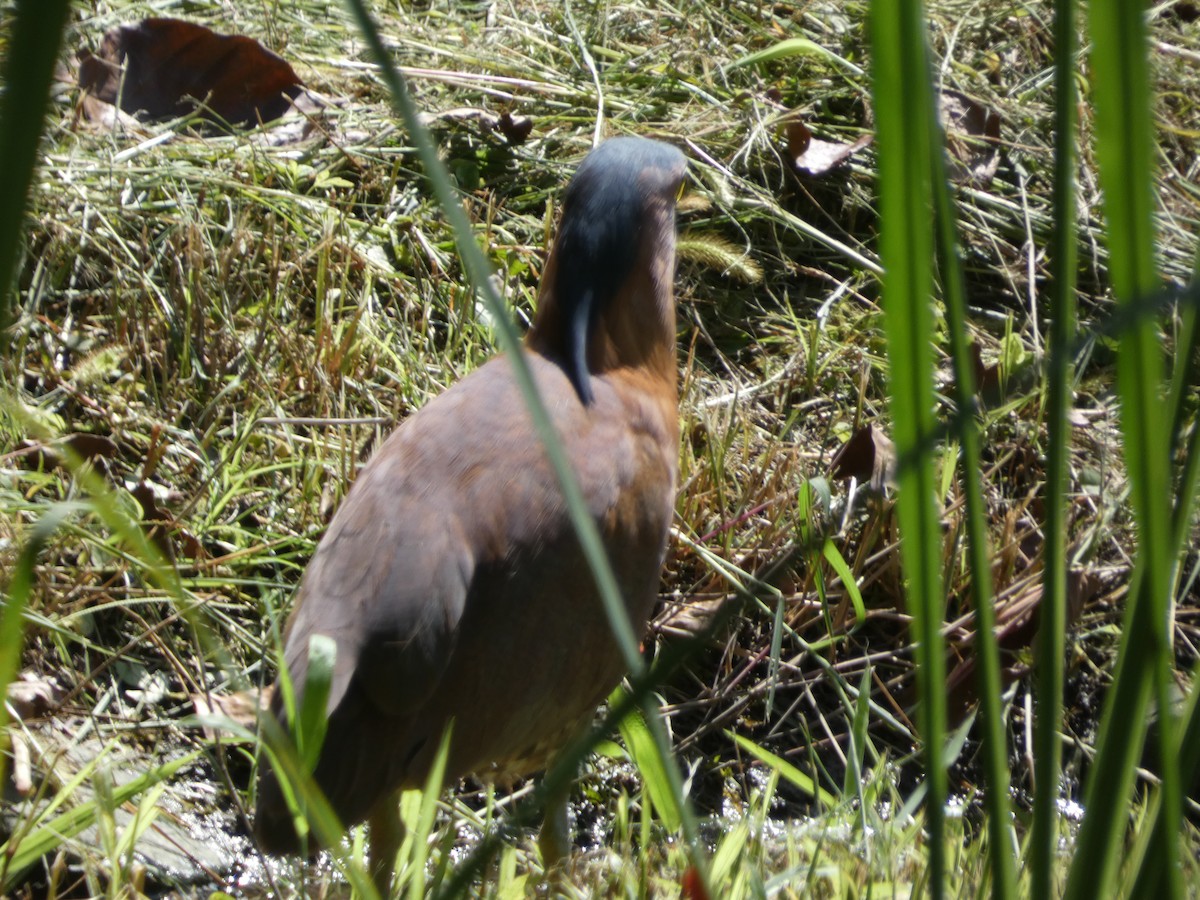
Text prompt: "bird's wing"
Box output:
[[278, 458, 474, 719], [275, 349, 671, 724]]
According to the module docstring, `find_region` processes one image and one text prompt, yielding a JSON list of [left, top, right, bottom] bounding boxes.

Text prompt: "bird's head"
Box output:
[[529, 137, 688, 404]]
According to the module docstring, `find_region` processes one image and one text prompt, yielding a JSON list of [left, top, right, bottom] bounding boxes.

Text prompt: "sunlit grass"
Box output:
[[0, 0, 1197, 896]]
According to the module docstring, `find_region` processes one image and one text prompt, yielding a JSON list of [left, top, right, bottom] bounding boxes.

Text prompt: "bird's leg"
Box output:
[[368, 792, 404, 897], [537, 778, 572, 872]]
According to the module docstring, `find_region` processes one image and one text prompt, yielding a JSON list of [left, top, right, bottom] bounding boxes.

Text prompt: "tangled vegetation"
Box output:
[[1, 0, 1197, 896]]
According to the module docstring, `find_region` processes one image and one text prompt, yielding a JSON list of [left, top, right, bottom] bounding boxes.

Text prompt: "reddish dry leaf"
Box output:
[[786, 117, 872, 177], [940, 90, 1002, 187], [64, 432, 120, 460], [681, 865, 712, 900], [829, 423, 894, 494], [78, 17, 303, 127], [130, 480, 175, 563]]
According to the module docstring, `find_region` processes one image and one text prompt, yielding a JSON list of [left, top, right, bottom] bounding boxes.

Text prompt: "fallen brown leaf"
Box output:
[[830, 423, 894, 494], [1161, 0, 1199, 22], [786, 116, 872, 177], [970, 340, 1002, 400], [130, 480, 195, 564], [78, 17, 303, 127]]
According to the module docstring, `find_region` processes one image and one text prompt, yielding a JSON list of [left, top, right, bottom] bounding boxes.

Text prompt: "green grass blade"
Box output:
[[726, 38, 864, 76], [821, 539, 866, 628], [0, 504, 78, 787], [1126, 661, 1200, 898], [1062, 571, 1153, 895], [729, 733, 837, 810], [1124, 150, 1200, 900], [923, 18, 1018, 898], [0, 0, 72, 328], [1065, 1, 1178, 897], [1030, 0, 1079, 894], [0, 750, 200, 891], [868, 2, 949, 895], [1168, 277, 1199, 550], [0, 505, 76, 792], [258, 713, 380, 900], [408, 724, 453, 900], [0, 0, 74, 809], [296, 634, 336, 771], [616, 693, 682, 832], [845, 665, 873, 806], [708, 817, 750, 890]]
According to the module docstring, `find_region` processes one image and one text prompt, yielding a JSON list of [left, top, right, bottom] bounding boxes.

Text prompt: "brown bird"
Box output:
[[254, 136, 688, 891]]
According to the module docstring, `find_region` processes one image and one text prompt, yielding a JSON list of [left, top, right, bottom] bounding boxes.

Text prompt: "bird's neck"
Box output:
[[588, 238, 677, 392], [527, 220, 677, 398]]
